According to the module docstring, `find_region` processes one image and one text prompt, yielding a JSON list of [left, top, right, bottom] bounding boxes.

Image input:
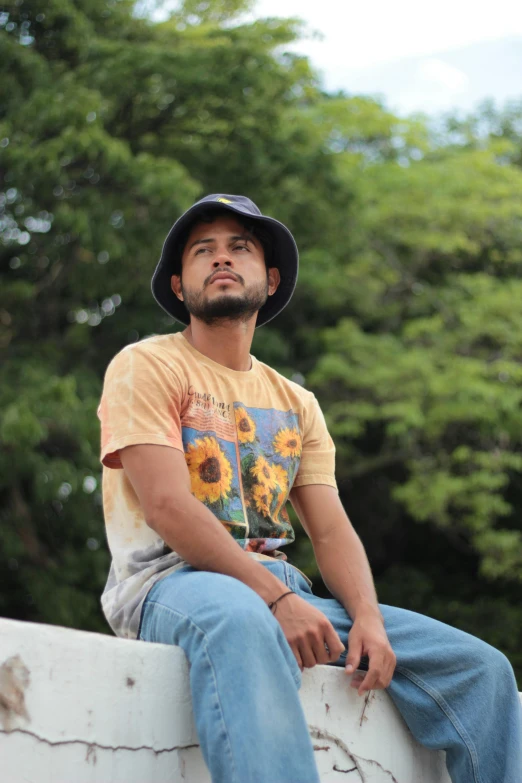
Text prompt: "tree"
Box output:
[[0, 0, 344, 630], [306, 119, 522, 678]]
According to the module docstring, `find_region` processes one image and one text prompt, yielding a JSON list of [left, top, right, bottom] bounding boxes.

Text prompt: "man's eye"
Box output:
[[195, 247, 209, 255], [233, 244, 249, 251]]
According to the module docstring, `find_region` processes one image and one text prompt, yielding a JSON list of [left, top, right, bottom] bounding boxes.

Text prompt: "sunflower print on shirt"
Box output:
[[235, 406, 256, 444], [185, 435, 233, 504], [182, 427, 244, 525], [274, 427, 302, 459], [181, 404, 301, 552], [233, 403, 301, 540]]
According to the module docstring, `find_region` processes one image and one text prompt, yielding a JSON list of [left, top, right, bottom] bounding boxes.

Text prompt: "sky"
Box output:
[[251, 0, 522, 114], [154, 0, 522, 115], [253, 0, 522, 70]]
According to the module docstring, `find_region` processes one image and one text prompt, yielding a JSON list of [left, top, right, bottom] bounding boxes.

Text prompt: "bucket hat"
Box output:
[[151, 193, 298, 327]]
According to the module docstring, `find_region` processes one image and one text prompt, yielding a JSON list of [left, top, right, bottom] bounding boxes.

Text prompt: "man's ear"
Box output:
[[171, 274, 183, 301], [267, 267, 281, 296]]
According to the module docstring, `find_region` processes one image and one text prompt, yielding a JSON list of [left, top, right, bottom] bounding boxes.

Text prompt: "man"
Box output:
[[98, 194, 521, 783]]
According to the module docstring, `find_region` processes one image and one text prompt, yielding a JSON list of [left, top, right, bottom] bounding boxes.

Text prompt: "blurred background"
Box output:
[[2, 0, 522, 683]]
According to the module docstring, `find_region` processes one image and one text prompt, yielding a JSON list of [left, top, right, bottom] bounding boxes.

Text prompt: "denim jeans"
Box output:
[[138, 559, 522, 783]]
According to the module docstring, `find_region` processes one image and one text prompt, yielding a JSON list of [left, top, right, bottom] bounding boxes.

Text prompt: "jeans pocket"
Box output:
[[137, 597, 149, 641], [260, 559, 290, 586]]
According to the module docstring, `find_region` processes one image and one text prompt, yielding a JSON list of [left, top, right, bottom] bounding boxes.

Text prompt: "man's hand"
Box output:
[[274, 593, 346, 671], [345, 613, 396, 696]]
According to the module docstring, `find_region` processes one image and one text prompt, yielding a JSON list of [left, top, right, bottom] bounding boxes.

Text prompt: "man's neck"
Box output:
[[183, 319, 255, 372]]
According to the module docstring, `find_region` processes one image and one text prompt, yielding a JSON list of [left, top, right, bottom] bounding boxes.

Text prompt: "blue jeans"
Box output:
[[138, 560, 522, 783]]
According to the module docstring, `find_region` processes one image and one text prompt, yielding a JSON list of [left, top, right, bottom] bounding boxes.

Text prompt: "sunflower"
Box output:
[[273, 427, 302, 459], [252, 484, 271, 517], [273, 464, 288, 492], [273, 491, 285, 519], [272, 465, 288, 518], [250, 456, 278, 490], [235, 406, 256, 444], [185, 436, 233, 504]]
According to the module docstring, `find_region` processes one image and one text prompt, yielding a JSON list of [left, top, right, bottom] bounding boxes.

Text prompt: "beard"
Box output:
[[181, 276, 269, 326]]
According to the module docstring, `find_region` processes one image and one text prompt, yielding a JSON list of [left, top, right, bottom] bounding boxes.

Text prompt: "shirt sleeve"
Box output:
[[293, 395, 337, 490], [97, 343, 185, 469]]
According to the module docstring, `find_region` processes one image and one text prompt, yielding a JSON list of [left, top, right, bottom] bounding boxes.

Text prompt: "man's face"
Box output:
[[171, 215, 280, 325]]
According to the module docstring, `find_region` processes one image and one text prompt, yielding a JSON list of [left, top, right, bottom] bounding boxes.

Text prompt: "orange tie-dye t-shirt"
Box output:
[[97, 332, 337, 638]]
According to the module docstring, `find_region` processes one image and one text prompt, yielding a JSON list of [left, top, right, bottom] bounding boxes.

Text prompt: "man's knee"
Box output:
[[198, 577, 277, 638], [459, 631, 516, 689], [481, 643, 516, 687]]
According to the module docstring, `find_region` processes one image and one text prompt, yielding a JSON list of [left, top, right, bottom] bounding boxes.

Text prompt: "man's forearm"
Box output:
[[149, 491, 288, 605], [312, 525, 383, 622]]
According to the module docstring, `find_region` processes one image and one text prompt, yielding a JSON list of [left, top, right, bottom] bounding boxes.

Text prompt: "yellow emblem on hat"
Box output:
[[216, 197, 233, 204]]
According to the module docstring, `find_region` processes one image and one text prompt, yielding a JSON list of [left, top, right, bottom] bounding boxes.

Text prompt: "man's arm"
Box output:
[[290, 484, 396, 693], [120, 443, 288, 603], [119, 443, 346, 670]]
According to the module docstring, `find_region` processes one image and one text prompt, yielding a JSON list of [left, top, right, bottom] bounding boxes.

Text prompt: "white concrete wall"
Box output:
[[1, 617, 518, 782]]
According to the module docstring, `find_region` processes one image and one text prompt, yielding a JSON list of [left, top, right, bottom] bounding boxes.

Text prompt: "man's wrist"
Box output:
[[268, 589, 295, 614], [244, 561, 292, 605], [351, 600, 384, 624]]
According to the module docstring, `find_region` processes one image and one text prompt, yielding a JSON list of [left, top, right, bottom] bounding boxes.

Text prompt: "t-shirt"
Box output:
[[97, 332, 337, 639]]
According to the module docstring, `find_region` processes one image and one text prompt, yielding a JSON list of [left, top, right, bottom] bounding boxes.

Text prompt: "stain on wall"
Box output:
[[0, 654, 30, 731]]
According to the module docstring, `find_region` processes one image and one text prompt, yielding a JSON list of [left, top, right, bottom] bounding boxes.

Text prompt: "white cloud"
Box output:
[[253, 0, 522, 70], [417, 59, 469, 93]]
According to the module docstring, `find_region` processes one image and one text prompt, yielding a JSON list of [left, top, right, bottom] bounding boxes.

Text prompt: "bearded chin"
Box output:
[[181, 281, 269, 326]]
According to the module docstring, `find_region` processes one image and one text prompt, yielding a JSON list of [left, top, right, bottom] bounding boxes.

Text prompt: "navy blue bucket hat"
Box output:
[[151, 194, 299, 327]]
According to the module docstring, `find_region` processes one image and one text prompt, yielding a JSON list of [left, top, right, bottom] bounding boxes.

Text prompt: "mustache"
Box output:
[[204, 269, 244, 287]]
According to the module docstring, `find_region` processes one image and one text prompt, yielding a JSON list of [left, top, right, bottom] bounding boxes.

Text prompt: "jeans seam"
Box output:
[[290, 664, 302, 688], [137, 595, 149, 640], [143, 600, 241, 783], [395, 664, 483, 783], [284, 562, 298, 592]]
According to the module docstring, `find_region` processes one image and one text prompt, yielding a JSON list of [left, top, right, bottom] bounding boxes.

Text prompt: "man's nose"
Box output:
[[212, 250, 233, 267]]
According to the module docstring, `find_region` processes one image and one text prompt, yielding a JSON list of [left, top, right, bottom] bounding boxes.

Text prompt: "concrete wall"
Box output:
[[1, 616, 515, 782]]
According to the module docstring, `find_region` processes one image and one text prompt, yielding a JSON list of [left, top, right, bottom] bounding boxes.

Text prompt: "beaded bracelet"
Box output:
[[268, 589, 295, 614]]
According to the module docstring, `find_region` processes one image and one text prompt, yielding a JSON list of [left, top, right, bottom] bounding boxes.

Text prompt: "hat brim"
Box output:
[[151, 201, 298, 328]]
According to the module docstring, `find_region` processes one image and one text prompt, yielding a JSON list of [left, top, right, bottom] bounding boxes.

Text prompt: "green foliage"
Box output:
[[2, 0, 522, 683], [172, 0, 255, 25]]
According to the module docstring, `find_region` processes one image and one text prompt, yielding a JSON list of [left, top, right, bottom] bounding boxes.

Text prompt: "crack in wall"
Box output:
[[359, 691, 375, 727], [0, 726, 199, 757], [309, 725, 400, 782], [4, 723, 403, 781], [85, 743, 97, 765], [356, 757, 401, 782]]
